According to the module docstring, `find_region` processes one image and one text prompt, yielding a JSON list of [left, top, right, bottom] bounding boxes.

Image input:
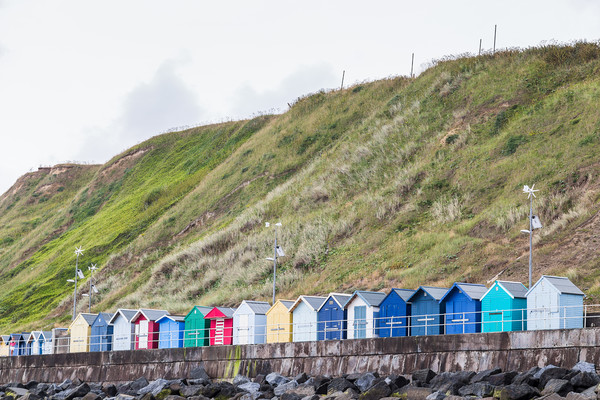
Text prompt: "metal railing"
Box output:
[[1, 304, 597, 356]]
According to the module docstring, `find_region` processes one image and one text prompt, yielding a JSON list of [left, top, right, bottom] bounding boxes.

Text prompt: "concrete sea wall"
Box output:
[[2, 328, 600, 384]]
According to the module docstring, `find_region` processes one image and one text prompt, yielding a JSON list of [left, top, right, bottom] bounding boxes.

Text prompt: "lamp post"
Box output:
[[70, 247, 85, 320], [265, 222, 284, 305], [521, 184, 540, 288], [82, 264, 98, 313]]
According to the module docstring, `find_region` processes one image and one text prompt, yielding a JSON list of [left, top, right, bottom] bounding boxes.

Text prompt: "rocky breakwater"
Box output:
[[2, 362, 600, 400]]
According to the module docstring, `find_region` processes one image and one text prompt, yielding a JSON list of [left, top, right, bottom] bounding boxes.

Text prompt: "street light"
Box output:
[[82, 264, 99, 313], [522, 185, 542, 288], [69, 247, 85, 320], [265, 222, 284, 305]]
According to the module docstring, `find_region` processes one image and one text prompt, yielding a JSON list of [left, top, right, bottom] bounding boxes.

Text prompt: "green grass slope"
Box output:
[[1, 43, 600, 331]]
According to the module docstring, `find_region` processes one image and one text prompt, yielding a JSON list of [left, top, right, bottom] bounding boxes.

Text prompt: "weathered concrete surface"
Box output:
[[1, 328, 600, 384]]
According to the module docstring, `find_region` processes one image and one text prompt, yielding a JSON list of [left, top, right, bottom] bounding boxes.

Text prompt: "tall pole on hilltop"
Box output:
[[493, 25, 497, 54], [522, 185, 539, 288]]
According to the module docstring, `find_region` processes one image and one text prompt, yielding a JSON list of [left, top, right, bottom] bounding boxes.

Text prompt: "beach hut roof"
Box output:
[[238, 300, 271, 315], [440, 283, 488, 302], [389, 288, 417, 302], [132, 308, 169, 322], [482, 281, 528, 300], [94, 312, 114, 324], [205, 307, 237, 319], [278, 300, 295, 310], [317, 293, 352, 311], [289, 296, 326, 313], [408, 286, 449, 302], [185, 306, 213, 319], [526, 275, 585, 296], [157, 315, 185, 323], [347, 291, 386, 307], [109, 309, 138, 324], [70, 313, 98, 328], [28, 331, 42, 341], [40, 331, 53, 340], [1, 335, 10, 342]]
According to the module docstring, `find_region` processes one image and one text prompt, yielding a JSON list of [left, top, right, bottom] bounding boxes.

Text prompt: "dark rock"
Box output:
[[24, 381, 39, 390], [355, 374, 378, 393], [139, 393, 155, 400], [413, 370, 437, 385], [64, 384, 91, 400], [458, 382, 495, 398], [294, 374, 309, 385], [164, 396, 186, 400], [395, 386, 432, 400], [573, 362, 596, 374], [540, 369, 571, 389], [139, 380, 170, 397], [498, 384, 539, 400], [274, 382, 299, 396], [188, 396, 210, 400], [102, 385, 118, 397], [253, 375, 266, 385], [156, 389, 173, 400], [280, 393, 302, 400], [187, 379, 210, 387], [81, 393, 102, 400], [536, 366, 560, 379], [266, 373, 291, 388], [570, 372, 600, 389], [328, 378, 357, 395], [312, 377, 331, 394], [217, 382, 238, 399], [425, 391, 446, 400], [258, 390, 274, 399], [486, 372, 518, 386], [130, 378, 150, 392], [543, 380, 573, 397], [169, 383, 183, 396], [19, 393, 42, 400], [387, 375, 409, 390], [289, 384, 316, 398], [537, 394, 565, 400], [358, 381, 391, 400], [300, 396, 320, 400], [115, 395, 135, 400], [470, 368, 502, 384], [59, 380, 74, 392], [514, 368, 540, 387], [189, 366, 211, 382], [180, 385, 206, 397], [234, 376, 252, 387]]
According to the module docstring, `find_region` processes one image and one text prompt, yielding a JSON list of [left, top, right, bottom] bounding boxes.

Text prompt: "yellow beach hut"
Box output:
[[0, 335, 10, 357], [266, 300, 295, 343], [69, 313, 97, 353]]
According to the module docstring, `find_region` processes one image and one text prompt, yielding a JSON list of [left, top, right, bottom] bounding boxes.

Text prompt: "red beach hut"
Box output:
[[132, 308, 169, 349], [204, 307, 236, 346]]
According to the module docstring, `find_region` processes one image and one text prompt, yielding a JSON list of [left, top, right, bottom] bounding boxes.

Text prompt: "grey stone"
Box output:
[[570, 372, 600, 389], [486, 372, 518, 386], [189, 366, 211, 382], [536, 395, 565, 400], [217, 382, 237, 399], [513, 368, 540, 387], [498, 384, 539, 400], [543, 380, 573, 397], [289, 385, 315, 398], [280, 394, 302, 400], [573, 362, 597, 374], [327, 379, 357, 395], [458, 382, 495, 398], [115, 395, 135, 400], [580, 386, 597, 398], [294, 374, 309, 385], [395, 386, 432, 400], [102, 385, 117, 397], [81, 393, 102, 400], [254, 375, 267, 385], [59, 381, 74, 392], [540, 369, 571, 389], [164, 396, 185, 400], [426, 391, 447, 400], [355, 374, 378, 393], [19, 393, 42, 400], [536, 367, 560, 380], [566, 392, 595, 400], [63, 384, 91, 400], [386, 375, 409, 390], [413, 370, 437, 385], [238, 383, 261, 394], [180, 385, 206, 397], [470, 368, 502, 384], [234, 376, 252, 387], [139, 380, 170, 397], [274, 382, 298, 396], [300, 396, 319, 400], [5, 388, 28, 397], [139, 393, 155, 400], [266, 374, 291, 388], [24, 381, 39, 390], [358, 381, 390, 400], [130, 378, 150, 392]]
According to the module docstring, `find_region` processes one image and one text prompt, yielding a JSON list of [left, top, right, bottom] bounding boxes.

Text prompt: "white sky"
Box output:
[[0, 0, 599, 194]]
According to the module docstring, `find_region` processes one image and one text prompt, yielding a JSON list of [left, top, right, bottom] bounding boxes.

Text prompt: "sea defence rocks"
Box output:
[[2, 362, 600, 400]]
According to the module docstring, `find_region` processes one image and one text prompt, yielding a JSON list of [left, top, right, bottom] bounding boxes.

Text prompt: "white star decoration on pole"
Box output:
[[523, 184, 538, 199], [74, 246, 84, 256]]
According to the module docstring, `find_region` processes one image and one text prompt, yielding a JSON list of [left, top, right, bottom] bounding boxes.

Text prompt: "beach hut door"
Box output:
[[214, 319, 225, 345], [354, 306, 367, 338], [139, 320, 149, 348], [238, 314, 249, 344]]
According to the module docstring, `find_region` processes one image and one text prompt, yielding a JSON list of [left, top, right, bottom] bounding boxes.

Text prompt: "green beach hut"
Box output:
[[184, 306, 213, 347]]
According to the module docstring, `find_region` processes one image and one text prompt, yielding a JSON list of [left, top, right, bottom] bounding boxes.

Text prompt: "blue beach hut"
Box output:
[[317, 293, 352, 340], [90, 312, 114, 352], [157, 315, 185, 349], [40, 331, 53, 354], [408, 286, 448, 336], [440, 282, 487, 334], [9, 333, 26, 356], [482, 281, 528, 332], [377, 288, 415, 337], [27, 331, 44, 355], [527, 275, 585, 330]]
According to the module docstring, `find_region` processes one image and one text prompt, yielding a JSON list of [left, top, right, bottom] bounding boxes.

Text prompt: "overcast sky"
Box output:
[[0, 1, 599, 195]]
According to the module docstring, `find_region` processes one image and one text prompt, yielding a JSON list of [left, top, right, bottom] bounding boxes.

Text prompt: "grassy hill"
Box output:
[[1, 42, 600, 331]]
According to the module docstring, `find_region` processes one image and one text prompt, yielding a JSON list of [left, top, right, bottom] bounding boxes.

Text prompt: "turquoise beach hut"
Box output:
[[481, 280, 528, 332]]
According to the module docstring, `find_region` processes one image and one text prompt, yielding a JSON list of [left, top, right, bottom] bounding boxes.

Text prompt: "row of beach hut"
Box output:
[[0, 275, 585, 356]]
